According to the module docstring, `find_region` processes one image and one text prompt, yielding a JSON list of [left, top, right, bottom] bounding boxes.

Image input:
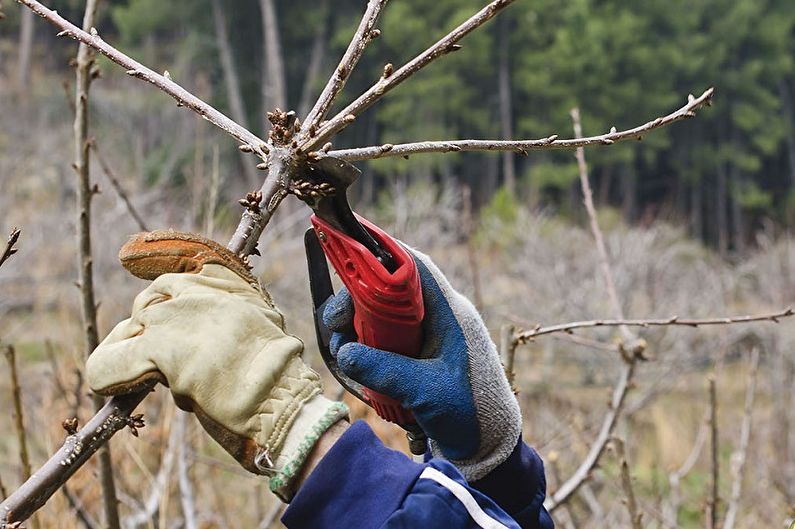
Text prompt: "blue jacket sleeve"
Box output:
[[282, 421, 553, 529]]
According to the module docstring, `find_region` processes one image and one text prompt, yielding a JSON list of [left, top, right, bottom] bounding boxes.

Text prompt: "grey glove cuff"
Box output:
[[268, 395, 349, 501]]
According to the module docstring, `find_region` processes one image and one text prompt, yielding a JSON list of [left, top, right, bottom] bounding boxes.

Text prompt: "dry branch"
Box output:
[[612, 437, 642, 529], [544, 110, 644, 513], [328, 88, 714, 161], [302, 0, 516, 151], [300, 0, 387, 132], [73, 0, 122, 525], [0, 228, 21, 269], [4, 346, 32, 483], [706, 376, 719, 529], [722, 348, 760, 529], [515, 307, 794, 343], [90, 141, 149, 232], [15, 0, 269, 159]]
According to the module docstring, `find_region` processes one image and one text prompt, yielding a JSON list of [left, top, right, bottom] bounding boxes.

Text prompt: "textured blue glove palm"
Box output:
[[323, 247, 521, 480]]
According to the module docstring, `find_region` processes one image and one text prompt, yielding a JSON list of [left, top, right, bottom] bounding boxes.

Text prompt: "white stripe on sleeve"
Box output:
[[418, 467, 511, 529]]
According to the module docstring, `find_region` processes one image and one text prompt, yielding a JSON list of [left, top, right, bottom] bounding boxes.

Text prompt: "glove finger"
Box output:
[[337, 342, 423, 405], [329, 330, 356, 358], [322, 287, 354, 333], [86, 325, 165, 396]]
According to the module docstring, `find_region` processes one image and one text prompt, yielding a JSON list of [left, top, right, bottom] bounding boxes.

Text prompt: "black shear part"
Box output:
[[304, 228, 369, 406], [300, 158, 397, 273]]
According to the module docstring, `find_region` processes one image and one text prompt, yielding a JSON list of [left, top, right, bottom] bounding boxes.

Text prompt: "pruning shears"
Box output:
[[298, 157, 428, 455]]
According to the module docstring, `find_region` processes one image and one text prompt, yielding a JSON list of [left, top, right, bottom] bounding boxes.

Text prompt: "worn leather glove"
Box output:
[[324, 246, 521, 481], [86, 231, 348, 500]]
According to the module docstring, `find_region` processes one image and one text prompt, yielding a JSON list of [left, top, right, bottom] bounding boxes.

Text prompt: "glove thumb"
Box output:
[[336, 342, 424, 406]]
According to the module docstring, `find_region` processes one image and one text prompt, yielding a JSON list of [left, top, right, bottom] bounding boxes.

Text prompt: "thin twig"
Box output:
[[544, 360, 637, 512], [666, 408, 709, 526], [300, 0, 387, 132], [90, 141, 149, 232], [0, 228, 21, 269], [571, 107, 627, 334], [612, 437, 643, 529], [4, 345, 33, 482], [327, 89, 714, 161], [499, 324, 517, 391], [516, 307, 794, 343], [722, 348, 760, 529], [302, 0, 516, 151], [706, 376, 719, 529], [543, 109, 644, 513], [62, 485, 100, 529]]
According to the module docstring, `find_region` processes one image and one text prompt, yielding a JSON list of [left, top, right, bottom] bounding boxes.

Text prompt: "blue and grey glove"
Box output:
[[323, 247, 521, 481]]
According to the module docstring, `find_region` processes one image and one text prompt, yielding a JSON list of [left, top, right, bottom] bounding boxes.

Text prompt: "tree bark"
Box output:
[[259, 0, 287, 118], [17, 7, 34, 93], [497, 15, 515, 192], [212, 0, 258, 187], [73, 1, 122, 528]]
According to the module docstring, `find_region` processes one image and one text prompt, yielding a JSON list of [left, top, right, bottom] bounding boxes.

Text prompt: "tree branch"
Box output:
[[722, 348, 760, 529], [706, 375, 720, 529], [328, 88, 714, 160], [516, 307, 794, 343], [0, 228, 21, 269], [300, 0, 387, 132], [16, 0, 270, 160], [612, 437, 643, 529], [301, 0, 516, 151]]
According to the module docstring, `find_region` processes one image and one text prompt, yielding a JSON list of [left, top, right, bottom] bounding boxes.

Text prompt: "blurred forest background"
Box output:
[[1, 0, 794, 528]]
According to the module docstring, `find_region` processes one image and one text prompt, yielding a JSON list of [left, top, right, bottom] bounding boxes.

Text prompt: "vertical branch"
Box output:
[[706, 376, 719, 529], [462, 185, 484, 310], [211, 0, 258, 187], [300, 0, 386, 131], [496, 14, 515, 192], [17, 7, 34, 93], [571, 107, 627, 329], [722, 348, 760, 529], [4, 345, 38, 529], [259, 0, 287, 113], [499, 324, 517, 390], [4, 346, 33, 482], [73, 1, 121, 528], [612, 437, 642, 529], [175, 412, 198, 529]]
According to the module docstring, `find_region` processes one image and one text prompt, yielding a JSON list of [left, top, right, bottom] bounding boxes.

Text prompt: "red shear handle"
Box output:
[[311, 213, 424, 425]]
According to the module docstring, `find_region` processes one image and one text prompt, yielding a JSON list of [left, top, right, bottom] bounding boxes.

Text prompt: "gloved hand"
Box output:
[[86, 231, 348, 500], [323, 246, 521, 481]]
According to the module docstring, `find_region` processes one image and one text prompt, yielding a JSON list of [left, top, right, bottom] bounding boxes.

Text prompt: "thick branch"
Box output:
[[302, 0, 516, 151], [301, 0, 387, 132], [516, 307, 794, 343], [328, 88, 714, 160], [0, 228, 21, 269]]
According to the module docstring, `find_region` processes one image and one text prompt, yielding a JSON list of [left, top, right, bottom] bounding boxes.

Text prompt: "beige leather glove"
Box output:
[[86, 231, 348, 500]]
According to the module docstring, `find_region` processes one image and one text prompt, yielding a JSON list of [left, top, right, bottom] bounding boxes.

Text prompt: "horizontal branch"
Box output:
[[0, 227, 21, 269], [516, 306, 793, 343], [302, 0, 515, 151], [329, 88, 715, 161], [16, 0, 270, 161]]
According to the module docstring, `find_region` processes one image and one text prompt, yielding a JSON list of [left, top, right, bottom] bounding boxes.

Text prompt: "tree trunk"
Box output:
[[298, 0, 330, 119], [259, 0, 287, 119], [74, 1, 122, 528], [497, 15, 516, 193], [779, 80, 795, 188], [212, 0, 258, 187], [716, 160, 729, 256], [18, 7, 34, 94]]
